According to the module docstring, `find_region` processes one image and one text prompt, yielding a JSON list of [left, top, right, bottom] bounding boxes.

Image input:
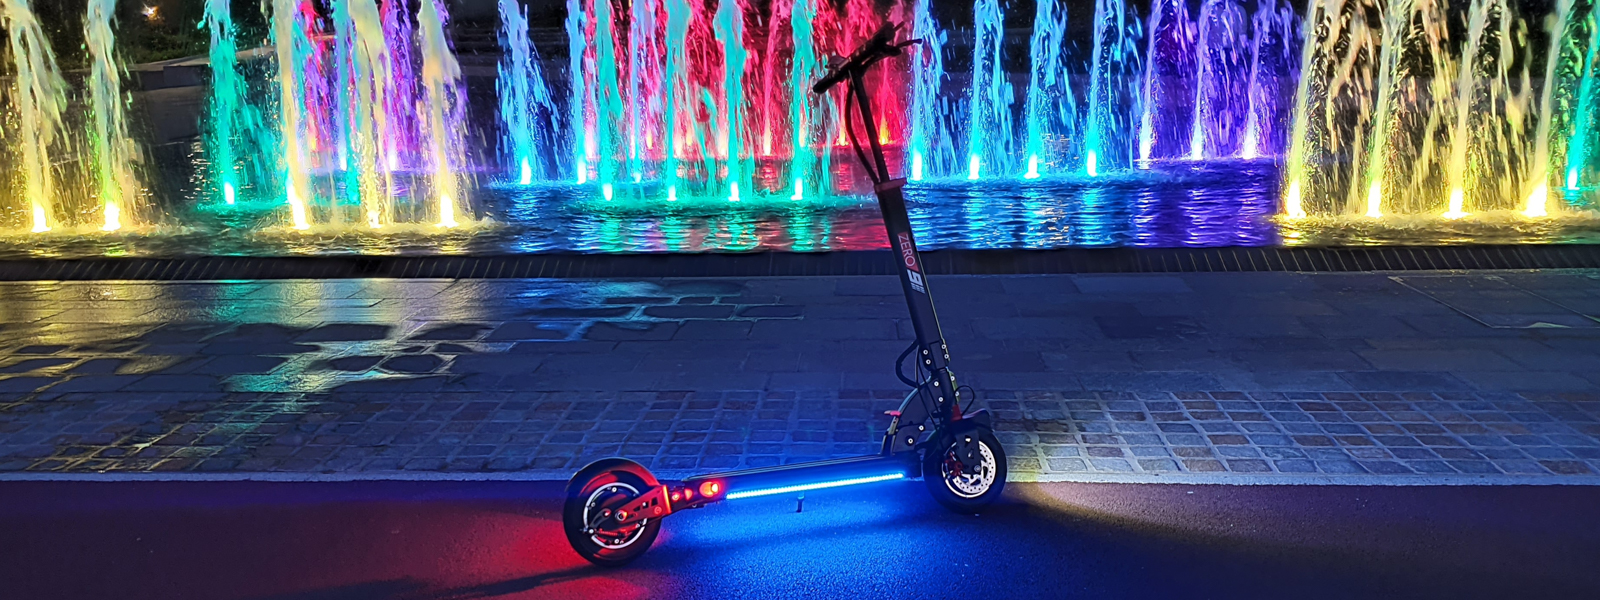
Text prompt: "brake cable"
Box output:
[[842, 84, 882, 185], [895, 340, 919, 387]]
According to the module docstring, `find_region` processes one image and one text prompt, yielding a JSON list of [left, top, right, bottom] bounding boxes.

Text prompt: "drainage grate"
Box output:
[[0, 245, 1597, 281]]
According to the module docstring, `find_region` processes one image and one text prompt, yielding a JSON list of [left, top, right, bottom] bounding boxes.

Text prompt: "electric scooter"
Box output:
[[562, 22, 1006, 566]]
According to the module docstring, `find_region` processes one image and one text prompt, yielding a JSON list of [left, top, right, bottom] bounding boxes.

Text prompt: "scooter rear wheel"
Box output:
[[562, 458, 663, 566], [923, 431, 1007, 514]]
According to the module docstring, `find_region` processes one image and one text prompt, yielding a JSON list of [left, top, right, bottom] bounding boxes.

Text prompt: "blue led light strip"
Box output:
[[723, 473, 906, 500]]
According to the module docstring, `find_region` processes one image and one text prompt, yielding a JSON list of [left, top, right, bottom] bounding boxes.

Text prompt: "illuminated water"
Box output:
[[6, 159, 1600, 261], [4, 0, 1600, 258], [1, 0, 68, 233]]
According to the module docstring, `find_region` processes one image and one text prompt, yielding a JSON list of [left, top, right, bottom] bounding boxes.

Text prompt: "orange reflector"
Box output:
[[699, 481, 721, 498], [670, 492, 681, 502]]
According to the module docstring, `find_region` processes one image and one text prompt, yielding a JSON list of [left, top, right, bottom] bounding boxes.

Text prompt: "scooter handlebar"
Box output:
[[813, 22, 917, 95]]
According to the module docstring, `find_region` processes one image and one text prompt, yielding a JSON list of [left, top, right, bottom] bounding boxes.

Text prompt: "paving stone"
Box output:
[[381, 355, 445, 374], [297, 325, 392, 342], [0, 275, 1597, 481], [584, 321, 678, 341], [486, 322, 571, 341], [410, 323, 492, 341]]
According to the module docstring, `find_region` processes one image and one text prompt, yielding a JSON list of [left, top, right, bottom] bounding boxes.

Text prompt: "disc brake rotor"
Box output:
[[942, 442, 997, 499]]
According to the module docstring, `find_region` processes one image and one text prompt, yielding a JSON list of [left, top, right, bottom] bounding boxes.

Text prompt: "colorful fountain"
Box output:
[[0, 0, 1598, 250]]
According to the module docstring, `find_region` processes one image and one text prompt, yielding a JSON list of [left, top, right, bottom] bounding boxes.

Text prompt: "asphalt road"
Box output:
[[2, 480, 1597, 600]]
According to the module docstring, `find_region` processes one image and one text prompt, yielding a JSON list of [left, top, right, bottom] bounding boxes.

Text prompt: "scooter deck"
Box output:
[[682, 453, 918, 499]]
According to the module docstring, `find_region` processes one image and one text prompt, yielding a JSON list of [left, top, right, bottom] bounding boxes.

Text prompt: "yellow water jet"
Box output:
[[1524, 183, 1549, 218], [1282, 179, 1305, 219], [1443, 188, 1468, 220]]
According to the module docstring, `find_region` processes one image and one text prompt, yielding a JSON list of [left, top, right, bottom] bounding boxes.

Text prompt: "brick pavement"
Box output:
[[1, 271, 1598, 481]]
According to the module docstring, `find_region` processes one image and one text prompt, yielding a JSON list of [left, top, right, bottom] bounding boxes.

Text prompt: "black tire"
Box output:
[[923, 430, 1007, 514], [562, 458, 663, 567]]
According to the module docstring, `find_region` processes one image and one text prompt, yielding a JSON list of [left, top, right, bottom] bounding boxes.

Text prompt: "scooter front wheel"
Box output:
[[562, 458, 663, 566], [923, 430, 1007, 514]]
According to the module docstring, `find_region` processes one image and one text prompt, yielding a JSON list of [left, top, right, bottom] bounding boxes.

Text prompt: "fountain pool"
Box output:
[[1, 0, 1599, 261]]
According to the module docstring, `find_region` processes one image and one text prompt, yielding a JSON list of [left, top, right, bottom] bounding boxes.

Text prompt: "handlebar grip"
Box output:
[[813, 70, 847, 95], [813, 21, 903, 96]]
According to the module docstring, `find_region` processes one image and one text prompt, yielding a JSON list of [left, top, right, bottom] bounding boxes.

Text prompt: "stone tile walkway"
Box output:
[[1, 271, 1598, 482]]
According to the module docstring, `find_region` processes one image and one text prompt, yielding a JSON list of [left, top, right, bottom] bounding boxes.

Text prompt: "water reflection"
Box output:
[[4, 161, 1600, 259]]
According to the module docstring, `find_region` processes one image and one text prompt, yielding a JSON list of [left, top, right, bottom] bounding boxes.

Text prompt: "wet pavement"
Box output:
[[1, 271, 1599, 480], [2, 480, 1597, 600]]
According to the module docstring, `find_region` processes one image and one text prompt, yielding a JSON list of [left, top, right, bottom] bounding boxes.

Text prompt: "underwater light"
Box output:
[[1024, 155, 1040, 179], [1085, 151, 1098, 177], [1568, 169, 1579, 190], [1525, 184, 1549, 218], [30, 205, 48, 233], [287, 184, 310, 230], [102, 202, 122, 232], [1283, 179, 1306, 219], [1443, 188, 1468, 220], [602, 183, 614, 201], [224, 182, 236, 205], [967, 155, 980, 180], [910, 152, 924, 181], [1364, 183, 1383, 218], [725, 473, 904, 500], [439, 196, 458, 228], [519, 159, 533, 185], [667, 186, 677, 202], [729, 182, 741, 202], [790, 178, 804, 200]]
